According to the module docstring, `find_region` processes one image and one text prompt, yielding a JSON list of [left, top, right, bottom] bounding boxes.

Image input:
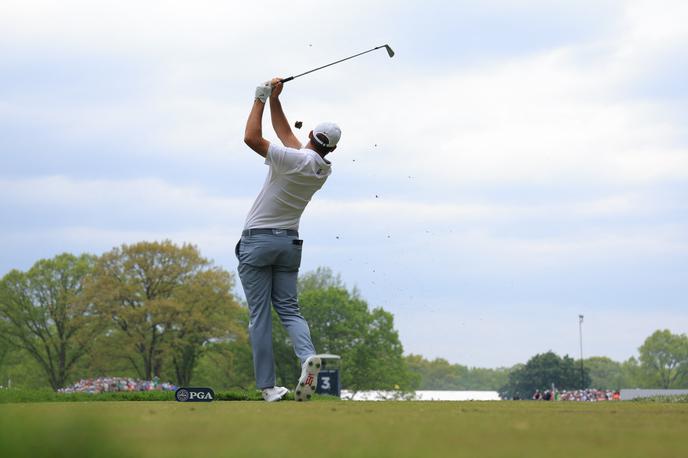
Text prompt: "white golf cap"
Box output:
[[312, 122, 341, 148]]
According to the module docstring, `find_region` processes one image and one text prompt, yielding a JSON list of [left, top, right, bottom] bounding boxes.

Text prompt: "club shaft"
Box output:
[[282, 46, 386, 83]]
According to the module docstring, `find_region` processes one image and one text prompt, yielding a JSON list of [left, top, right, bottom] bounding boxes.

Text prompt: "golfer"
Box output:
[[236, 77, 340, 402]]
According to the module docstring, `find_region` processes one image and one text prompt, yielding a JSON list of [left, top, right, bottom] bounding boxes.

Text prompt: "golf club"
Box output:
[[280, 44, 394, 84]]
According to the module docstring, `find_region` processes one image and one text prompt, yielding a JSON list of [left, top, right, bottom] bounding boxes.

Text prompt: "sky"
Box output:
[[1, 0, 687, 368]]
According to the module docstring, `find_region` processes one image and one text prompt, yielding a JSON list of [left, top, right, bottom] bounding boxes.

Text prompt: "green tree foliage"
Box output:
[[0, 338, 10, 375], [271, 268, 418, 391], [167, 268, 243, 386], [189, 308, 255, 390], [191, 339, 254, 390], [406, 355, 467, 389], [467, 367, 511, 390], [0, 254, 102, 390], [0, 347, 53, 389], [405, 355, 510, 390], [86, 241, 243, 385], [297, 266, 347, 293], [6, 247, 688, 399], [499, 351, 590, 399], [344, 307, 417, 391], [619, 356, 649, 388], [584, 356, 627, 390], [638, 329, 688, 389]]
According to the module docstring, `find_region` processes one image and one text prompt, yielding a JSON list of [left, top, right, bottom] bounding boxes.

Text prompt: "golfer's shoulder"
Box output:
[[267, 143, 299, 163], [267, 143, 309, 171], [268, 142, 305, 157]]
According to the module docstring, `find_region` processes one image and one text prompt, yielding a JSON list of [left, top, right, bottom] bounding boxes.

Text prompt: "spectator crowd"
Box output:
[[58, 376, 176, 394], [532, 388, 621, 401]]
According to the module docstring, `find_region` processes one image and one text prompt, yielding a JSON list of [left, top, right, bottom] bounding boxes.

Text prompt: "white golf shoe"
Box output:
[[262, 386, 289, 402], [294, 355, 321, 402]]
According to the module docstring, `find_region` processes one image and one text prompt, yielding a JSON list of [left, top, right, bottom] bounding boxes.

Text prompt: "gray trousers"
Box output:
[[235, 231, 316, 389]]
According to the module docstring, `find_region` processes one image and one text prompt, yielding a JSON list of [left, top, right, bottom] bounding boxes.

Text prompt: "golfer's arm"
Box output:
[[269, 97, 302, 149], [244, 100, 270, 157]]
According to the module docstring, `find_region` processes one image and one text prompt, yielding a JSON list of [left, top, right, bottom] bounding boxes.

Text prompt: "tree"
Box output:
[[270, 268, 418, 391], [0, 338, 10, 375], [297, 267, 346, 293], [638, 329, 688, 389], [272, 270, 364, 386], [406, 355, 510, 390], [464, 366, 511, 390], [499, 351, 590, 399], [0, 346, 52, 389], [619, 357, 647, 388], [584, 356, 626, 390], [406, 355, 469, 389], [86, 241, 243, 384], [167, 268, 244, 386], [189, 310, 254, 391], [344, 307, 418, 392], [0, 253, 102, 390], [0, 338, 14, 387]]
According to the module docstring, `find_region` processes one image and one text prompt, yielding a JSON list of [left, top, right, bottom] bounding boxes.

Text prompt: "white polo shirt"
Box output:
[[243, 143, 332, 231]]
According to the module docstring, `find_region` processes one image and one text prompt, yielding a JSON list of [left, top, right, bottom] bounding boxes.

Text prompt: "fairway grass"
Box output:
[[1, 401, 687, 458]]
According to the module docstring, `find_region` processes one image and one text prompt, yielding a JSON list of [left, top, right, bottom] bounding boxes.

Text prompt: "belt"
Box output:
[[242, 228, 299, 237]]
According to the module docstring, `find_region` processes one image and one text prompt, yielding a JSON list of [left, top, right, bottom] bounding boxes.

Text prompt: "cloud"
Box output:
[[1, 0, 687, 367], [0, 176, 251, 234], [4, 0, 687, 192], [0, 175, 250, 271], [334, 52, 688, 190]]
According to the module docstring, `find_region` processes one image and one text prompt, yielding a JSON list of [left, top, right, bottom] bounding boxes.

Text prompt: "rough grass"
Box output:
[[1, 401, 687, 458]]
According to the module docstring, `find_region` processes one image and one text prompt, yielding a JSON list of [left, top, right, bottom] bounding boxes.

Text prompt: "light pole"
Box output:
[[578, 314, 585, 389]]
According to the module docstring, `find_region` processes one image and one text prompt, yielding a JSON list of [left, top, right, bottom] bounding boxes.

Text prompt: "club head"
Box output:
[[384, 44, 395, 58]]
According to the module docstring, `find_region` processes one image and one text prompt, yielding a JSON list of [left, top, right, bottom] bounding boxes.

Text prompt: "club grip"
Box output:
[[280, 76, 294, 83]]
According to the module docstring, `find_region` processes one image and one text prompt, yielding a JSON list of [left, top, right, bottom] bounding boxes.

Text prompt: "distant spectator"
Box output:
[[58, 377, 176, 394], [553, 388, 618, 402]]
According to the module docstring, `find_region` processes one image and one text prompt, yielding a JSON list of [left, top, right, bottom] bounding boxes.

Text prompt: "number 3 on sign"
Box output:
[[321, 376, 331, 390]]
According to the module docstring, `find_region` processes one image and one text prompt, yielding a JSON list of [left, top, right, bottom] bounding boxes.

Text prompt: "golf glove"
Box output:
[[255, 82, 272, 103]]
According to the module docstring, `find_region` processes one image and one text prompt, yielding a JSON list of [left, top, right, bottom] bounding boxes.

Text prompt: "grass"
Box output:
[[1, 401, 687, 457]]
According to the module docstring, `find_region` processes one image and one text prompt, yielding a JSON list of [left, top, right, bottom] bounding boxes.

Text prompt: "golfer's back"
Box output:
[[244, 143, 332, 231]]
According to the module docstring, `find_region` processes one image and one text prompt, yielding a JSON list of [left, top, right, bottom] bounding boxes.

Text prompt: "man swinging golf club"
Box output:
[[237, 77, 340, 402]]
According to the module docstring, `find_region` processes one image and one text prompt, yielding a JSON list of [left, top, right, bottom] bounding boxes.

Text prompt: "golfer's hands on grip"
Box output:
[[254, 77, 283, 103]]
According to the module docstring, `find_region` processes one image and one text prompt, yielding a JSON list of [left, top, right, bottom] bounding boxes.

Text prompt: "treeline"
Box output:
[[405, 355, 510, 390], [0, 243, 416, 392], [408, 330, 688, 399], [501, 330, 688, 399], [1, 243, 686, 394]]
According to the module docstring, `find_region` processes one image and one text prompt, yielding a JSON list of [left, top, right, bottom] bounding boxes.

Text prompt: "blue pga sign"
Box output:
[[175, 387, 215, 402]]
